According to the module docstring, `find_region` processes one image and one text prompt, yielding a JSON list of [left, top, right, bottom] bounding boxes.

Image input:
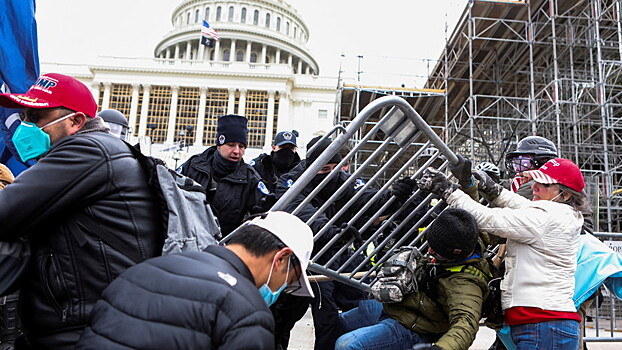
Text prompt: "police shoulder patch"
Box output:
[[257, 181, 270, 194], [353, 178, 366, 190], [249, 160, 256, 166], [286, 179, 294, 188]]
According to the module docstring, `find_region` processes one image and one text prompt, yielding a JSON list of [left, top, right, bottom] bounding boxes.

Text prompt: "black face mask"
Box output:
[[213, 150, 239, 178], [310, 172, 341, 200], [272, 148, 296, 172]]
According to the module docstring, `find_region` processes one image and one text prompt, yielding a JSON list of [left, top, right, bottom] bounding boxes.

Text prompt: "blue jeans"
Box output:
[[511, 320, 580, 350], [335, 300, 429, 350]]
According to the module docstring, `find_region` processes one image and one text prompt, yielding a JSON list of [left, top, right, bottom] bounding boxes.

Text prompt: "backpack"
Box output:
[[83, 142, 221, 262], [371, 247, 421, 303]]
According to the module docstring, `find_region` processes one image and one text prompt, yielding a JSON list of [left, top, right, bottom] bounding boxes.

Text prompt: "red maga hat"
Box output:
[[0, 73, 97, 118], [523, 158, 585, 192]]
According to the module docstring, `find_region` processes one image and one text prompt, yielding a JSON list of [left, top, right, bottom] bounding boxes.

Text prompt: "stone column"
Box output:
[[287, 53, 293, 68], [246, 41, 252, 62], [230, 39, 236, 62], [174, 44, 180, 60], [277, 90, 289, 131], [261, 44, 267, 64], [91, 82, 101, 106], [275, 49, 281, 64], [227, 88, 236, 115], [195, 87, 208, 146], [214, 40, 221, 61], [101, 82, 112, 110], [138, 85, 151, 137], [166, 48, 171, 59], [263, 90, 276, 150], [198, 39, 205, 62], [185, 41, 192, 60], [128, 83, 140, 134], [297, 59, 302, 74], [237, 88, 247, 115], [165, 85, 180, 144]]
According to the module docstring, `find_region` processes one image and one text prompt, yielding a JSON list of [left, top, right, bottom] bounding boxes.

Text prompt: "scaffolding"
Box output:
[[338, 0, 622, 232]]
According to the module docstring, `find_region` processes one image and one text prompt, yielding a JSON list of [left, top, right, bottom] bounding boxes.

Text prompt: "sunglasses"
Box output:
[[283, 255, 302, 294], [510, 156, 536, 173]]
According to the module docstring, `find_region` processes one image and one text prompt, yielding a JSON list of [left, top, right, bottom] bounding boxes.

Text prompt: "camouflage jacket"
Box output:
[[383, 256, 490, 350]]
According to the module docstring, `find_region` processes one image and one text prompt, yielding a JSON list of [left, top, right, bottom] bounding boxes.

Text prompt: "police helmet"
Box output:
[[98, 109, 129, 140]]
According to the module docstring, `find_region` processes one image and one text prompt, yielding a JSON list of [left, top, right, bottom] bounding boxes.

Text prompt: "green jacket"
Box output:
[[383, 257, 490, 350]]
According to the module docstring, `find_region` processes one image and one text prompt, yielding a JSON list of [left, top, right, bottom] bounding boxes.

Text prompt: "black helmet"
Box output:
[[505, 136, 557, 173], [98, 109, 129, 140]]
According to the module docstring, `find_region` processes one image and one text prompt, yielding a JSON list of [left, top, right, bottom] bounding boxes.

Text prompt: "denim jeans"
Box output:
[[335, 299, 429, 350], [511, 319, 580, 350]]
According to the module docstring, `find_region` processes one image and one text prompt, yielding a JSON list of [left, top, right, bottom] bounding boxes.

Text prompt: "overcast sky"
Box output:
[[35, 0, 465, 88]]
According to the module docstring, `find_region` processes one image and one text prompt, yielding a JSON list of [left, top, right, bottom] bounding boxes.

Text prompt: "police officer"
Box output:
[[178, 114, 268, 236], [250, 130, 301, 193], [97, 109, 129, 140]]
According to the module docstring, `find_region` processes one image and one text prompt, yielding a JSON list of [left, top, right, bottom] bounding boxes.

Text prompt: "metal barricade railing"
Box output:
[[271, 95, 458, 290]]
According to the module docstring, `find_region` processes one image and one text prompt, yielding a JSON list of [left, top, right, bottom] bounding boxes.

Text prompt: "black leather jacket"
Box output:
[[179, 146, 266, 236], [0, 131, 163, 349]]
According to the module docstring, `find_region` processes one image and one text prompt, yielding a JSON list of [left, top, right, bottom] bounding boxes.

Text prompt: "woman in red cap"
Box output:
[[417, 157, 590, 350]]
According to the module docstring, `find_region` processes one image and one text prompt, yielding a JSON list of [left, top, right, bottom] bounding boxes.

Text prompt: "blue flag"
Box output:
[[0, 0, 40, 175]]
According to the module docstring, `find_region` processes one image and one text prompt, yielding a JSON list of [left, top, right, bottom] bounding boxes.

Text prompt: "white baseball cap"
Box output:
[[248, 211, 314, 298]]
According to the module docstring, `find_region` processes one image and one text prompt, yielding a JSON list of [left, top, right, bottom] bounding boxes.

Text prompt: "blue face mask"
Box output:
[[12, 113, 75, 162], [259, 256, 290, 307]]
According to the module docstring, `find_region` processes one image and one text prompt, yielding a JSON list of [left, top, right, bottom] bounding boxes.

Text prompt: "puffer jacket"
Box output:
[[384, 256, 490, 350], [179, 146, 266, 236], [250, 152, 301, 193], [447, 188, 583, 312], [0, 130, 163, 349], [76, 247, 274, 350]]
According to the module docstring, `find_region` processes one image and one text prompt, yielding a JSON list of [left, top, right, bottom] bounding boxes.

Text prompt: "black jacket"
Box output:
[[179, 146, 265, 236], [275, 161, 392, 264], [0, 131, 163, 349], [250, 152, 301, 193], [76, 247, 275, 350]]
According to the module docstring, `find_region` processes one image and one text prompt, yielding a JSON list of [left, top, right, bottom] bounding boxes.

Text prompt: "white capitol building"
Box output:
[[43, 0, 338, 161]]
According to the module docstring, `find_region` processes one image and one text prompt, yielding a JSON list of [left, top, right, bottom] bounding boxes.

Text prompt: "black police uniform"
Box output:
[[179, 146, 268, 236], [250, 152, 301, 193]]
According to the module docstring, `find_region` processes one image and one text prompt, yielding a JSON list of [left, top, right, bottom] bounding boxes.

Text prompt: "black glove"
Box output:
[[391, 178, 418, 201], [412, 343, 441, 350], [472, 170, 503, 201], [416, 168, 459, 200], [449, 154, 474, 189], [338, 222, 362, 242]]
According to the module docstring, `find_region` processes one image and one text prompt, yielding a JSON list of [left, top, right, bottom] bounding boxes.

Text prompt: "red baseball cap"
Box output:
[[0, 73, 97, 118], [523, 158, 585, 192]]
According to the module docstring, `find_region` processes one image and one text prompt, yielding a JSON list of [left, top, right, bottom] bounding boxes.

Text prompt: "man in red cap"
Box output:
[[0, 73, 164, 349]]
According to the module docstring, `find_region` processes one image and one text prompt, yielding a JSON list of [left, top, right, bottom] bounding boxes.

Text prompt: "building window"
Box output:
[[205, 7, 210, 21], [223, 49, 231, 62], [250, 52, 257, 63], [286, 21, 290, 35], [294, 26, 297, 38], [195, 9, 200, 23], [276, 17, 281, 31], [228, 6, 234, 21], [241, 8, 246, 23], [318, 109, 328, 120], [245, 90, 269, 148], [174, 87, 200, 144], [146, 86, 172, 144], [253, 10, 259, 25], [236, 50, 244, 62], [203, 89, 228, 145], [186, 12, 191, 24], [216, 6, 222, 21], [265, 13, 271, 28]]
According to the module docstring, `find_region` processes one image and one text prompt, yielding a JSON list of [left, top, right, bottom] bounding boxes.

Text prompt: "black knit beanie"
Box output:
[[306, 136, 342, 165], [216, 115, 248, 146], [425, 208, 479, 261]]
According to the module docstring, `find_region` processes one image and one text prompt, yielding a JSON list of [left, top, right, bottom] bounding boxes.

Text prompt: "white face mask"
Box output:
[[550, 190, 564, 202]]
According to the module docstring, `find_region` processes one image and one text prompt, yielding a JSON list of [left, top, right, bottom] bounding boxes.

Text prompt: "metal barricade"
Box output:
[[271, 95, 458, 290]]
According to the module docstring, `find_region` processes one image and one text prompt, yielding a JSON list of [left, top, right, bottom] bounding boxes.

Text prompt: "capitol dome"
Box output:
[[154, 0, 319, 75]]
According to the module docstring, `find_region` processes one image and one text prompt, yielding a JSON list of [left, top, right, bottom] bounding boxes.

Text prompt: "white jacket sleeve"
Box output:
[[446, 189, 552, 245]]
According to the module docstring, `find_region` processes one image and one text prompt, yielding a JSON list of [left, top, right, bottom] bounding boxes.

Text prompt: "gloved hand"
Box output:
[[416, 168, 459, 200], [472, 170, 503, 201], [391, 178, 418, 201], [449, 154, 474, 189], [412, 343, 441, 350], [338, 222, 362, 242]]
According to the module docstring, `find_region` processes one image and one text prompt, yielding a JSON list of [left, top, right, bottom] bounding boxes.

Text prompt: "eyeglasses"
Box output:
[[283, 256, 302, 294]]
